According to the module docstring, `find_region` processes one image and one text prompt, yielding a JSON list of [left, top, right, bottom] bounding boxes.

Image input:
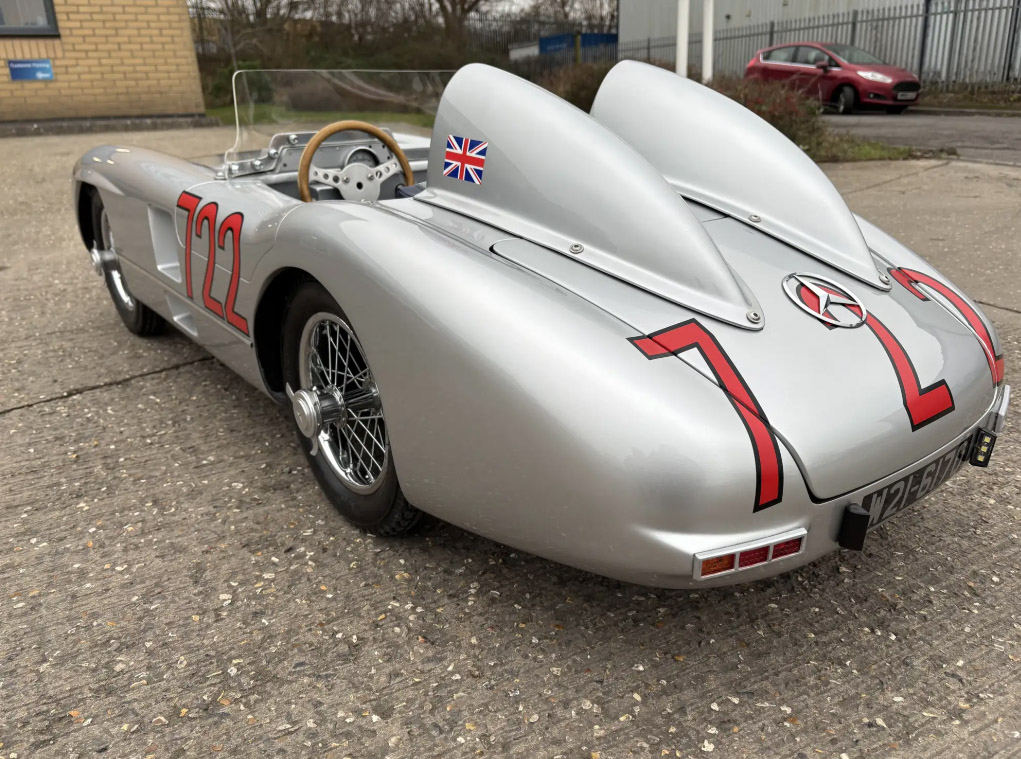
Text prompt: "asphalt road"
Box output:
[[823, 110, 1021, 166], [3, 131, 1021, 758]]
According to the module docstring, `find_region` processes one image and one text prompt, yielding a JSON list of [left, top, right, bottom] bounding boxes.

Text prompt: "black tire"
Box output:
[[886, 105, 907, 114], [88, 187, 164, 337], [281, 281, 421, 535], [834, 85, 856, 115]]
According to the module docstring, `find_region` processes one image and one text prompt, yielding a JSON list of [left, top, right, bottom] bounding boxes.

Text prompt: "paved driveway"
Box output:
[[2, 131, 1021, 758], [823, 111, 1021, 165]]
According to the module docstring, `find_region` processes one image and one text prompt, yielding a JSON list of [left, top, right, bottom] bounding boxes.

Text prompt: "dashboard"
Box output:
[[253, 128, 431, 201]]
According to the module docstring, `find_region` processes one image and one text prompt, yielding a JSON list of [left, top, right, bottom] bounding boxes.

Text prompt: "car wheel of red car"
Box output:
[[834, 85, 856, 115], [282, 281, 422, 536], [88, 187, 164, 337]]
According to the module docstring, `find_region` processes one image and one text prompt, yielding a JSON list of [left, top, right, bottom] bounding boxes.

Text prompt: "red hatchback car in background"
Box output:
[[745, 42, 922, 114]]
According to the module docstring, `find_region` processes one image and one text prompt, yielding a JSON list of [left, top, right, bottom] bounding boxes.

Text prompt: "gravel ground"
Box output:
[[823, 111, 1021, 166], [2, 131, 1021, 759]]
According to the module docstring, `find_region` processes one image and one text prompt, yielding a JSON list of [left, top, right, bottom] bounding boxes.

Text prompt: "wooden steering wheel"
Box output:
[[297, 120, 415, 203]]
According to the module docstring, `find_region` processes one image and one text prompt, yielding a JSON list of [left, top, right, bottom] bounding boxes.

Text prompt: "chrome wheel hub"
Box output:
[[295, 312, 388, 494], [287, 384, 381, 446]]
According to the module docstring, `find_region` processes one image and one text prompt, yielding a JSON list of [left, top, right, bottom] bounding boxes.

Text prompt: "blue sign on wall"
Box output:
[[539, 34, 574, 55], [581, 33, 618, 48], [538, 33, 618, 55], [8, 59, 54, 81]]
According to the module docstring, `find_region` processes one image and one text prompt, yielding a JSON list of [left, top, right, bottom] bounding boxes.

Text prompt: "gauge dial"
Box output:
[[344, 148, 380, 168]]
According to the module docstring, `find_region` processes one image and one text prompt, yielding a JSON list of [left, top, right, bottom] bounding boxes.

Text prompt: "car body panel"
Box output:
[[592, 61, 886, 290], [488, 215, 995, 500], [72, 62, 1002, 588], [417, 63, 761, 330]]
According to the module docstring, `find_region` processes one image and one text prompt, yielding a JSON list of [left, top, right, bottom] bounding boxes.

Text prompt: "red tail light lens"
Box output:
[[700, 554, 736, 576], [771, 537, 803, 559], [738, 546, 769, 567], [695, 530, 807, 580]]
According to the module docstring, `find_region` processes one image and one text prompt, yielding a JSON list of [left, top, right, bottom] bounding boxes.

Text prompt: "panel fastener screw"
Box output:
[[268, 148, 280, 158], [252, 159, 263, 170], [747, 310, 762, 323], [748, 214, 762, 223], [229, 163, 239, 174], [288, 134, 299, 145], [879, 273, 891, 284], [569, 243, 584, 254]]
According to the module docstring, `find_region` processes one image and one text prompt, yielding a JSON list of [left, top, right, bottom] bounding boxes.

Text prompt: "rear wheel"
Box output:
[[281, 282, 421, 535], [834, 85, 856, 115], [88, 188, 163, 337]]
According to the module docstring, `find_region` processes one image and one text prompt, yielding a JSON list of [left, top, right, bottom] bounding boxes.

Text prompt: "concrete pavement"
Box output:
[[823, 111, 1021, 166], [2, 130, 1021, 758]]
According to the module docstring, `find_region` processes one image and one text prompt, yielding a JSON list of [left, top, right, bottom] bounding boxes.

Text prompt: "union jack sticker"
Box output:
[[443, 135, 487, 185]]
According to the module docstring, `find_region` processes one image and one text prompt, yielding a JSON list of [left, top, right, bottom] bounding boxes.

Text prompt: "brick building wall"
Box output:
[[0, 0, 204, 122]]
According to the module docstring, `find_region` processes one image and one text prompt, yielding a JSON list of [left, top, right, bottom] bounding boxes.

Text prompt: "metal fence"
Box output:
[[465, 13, 602, 52], [526, 0, 1021, 91]]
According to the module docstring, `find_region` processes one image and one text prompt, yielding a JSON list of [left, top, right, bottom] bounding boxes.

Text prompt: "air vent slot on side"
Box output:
[[165, 293, 197, 337], [149, 205, 181, 283]]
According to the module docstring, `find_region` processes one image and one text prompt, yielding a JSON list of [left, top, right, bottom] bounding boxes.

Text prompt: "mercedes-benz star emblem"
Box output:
[[782, 273, 867, 328]]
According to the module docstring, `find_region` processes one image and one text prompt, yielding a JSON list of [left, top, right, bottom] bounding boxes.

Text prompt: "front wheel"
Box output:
[[281, 281, 421, 535], [88, 187, 163, 337], [834, 85, 856, 115]]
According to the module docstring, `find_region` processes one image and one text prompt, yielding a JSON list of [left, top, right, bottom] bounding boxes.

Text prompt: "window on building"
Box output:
[[0, 0, 58, 36]]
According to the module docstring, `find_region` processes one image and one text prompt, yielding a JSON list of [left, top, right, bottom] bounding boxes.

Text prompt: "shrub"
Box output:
[[537, 62, 615, 112], [710, 76, 826, 151], [538, 65, 826, 153], [207, 61, 272, 108]]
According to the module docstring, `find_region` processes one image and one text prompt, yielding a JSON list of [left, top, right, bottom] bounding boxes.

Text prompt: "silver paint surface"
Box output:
[[70, 65, 1004, 587], [591, 61, 887, 290], [417, 64, 761, 329]]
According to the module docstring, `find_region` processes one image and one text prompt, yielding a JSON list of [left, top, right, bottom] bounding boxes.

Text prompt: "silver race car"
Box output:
[[73, 62, 1009, 587]]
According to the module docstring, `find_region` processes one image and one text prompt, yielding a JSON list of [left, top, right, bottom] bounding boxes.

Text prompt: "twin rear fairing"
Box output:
[[421, 62, 1003, 524]]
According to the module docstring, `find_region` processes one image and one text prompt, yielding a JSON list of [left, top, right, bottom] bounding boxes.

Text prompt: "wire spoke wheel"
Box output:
[[298, 312, 389, 494]]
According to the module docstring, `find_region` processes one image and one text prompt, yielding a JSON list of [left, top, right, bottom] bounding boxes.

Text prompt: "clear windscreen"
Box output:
[[227, 69, 454, 163]]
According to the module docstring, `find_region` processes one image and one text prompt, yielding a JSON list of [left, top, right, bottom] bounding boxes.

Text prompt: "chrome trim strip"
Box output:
[[993, 384, 1010, 434], [693, 527, 808, 580]]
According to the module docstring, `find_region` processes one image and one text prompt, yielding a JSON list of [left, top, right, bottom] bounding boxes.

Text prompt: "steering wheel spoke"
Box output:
[[309, 165, 346, 190], [373, 158, 401, 183]]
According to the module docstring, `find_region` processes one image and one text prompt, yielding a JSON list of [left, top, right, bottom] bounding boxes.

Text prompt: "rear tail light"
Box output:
[[738, 545, 769, 567], [695, 529, 807, 580], [770, 537, 803, 559], [700, 554, 736, 576]]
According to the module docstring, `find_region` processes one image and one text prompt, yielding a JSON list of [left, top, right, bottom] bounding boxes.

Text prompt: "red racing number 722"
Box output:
[[176, 191, 249, 336]]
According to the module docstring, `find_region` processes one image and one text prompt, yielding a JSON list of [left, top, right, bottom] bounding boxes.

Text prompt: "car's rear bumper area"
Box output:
[[621, 383, 1008, 589]]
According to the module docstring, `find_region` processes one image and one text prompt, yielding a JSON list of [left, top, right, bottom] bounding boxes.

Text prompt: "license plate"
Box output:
[[864, 435, 973, 528], [896, 91, 918, 100]]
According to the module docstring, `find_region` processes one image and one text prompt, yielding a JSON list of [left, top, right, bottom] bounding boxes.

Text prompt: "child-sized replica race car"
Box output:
[[73, 62, 1009, 588]]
